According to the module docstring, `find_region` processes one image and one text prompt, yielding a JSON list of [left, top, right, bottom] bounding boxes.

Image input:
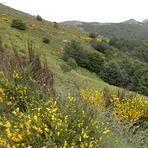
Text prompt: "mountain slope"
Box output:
[[61, 19, 148, 40], [0, 3, 122, 97], [0, 3, 148, 96]]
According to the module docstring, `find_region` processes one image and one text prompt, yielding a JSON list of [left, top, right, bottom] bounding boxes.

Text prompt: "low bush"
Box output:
[[90, 39, 111, 53], [89, 32, 98, 39], [43, 37, 50, 44], [11, 19, 27, 30], [36, 15, 42, 21], [67, 57, 78, 69], [60, 63, 72, 72]]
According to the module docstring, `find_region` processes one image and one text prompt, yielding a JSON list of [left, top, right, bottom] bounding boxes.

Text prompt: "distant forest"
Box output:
[[61, 21, 148, 40]]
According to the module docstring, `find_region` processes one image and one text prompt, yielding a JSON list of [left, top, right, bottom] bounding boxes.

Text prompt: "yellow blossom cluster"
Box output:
[[111, 95, 148, 123], [80, 89, 106, 112], [0, 17, 11, 22], [0, 71, 111, 147], [14, 33, 20, 37], [1, 26, 6, 29]]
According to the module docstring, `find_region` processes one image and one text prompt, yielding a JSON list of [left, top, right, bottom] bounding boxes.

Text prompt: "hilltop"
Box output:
[[61, 18, 148, 40]]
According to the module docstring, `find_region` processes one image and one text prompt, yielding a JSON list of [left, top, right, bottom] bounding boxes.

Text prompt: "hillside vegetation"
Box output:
[[61, 19, 148, 40], [0, 3, 148, 148]]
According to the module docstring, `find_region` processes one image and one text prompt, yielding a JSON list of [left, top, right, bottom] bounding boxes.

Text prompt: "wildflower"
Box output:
[[34, 115, 37, 121], [6, 101, 12, 105], [79, 136, 82, 142], [50, 131, 53, 136], [7, 144, 11, 148], [45, 128, 49, 132], [83, 133, 89, 138], [0, 97, 3, 102], [38, 127, 43, 134], [5, 121, 11, 128], [63, 141, 67, 148], [99, 137, 102, 142], [26, 146, 32, 148], [27, 130, 31, 135], [12, 111, 17, 115], [57, 132, 60, 136], [103, 129, 110, 134]]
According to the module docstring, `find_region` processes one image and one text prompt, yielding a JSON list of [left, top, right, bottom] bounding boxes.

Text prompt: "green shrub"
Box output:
[[89, 32, 98, 39], [11, 19, 27, 30], [63, 40, 89, 68], [60, 63, 72, 72], [109, 37, 118, 46], [53, 22, 59, 29], [36, 15, 42, 21], [88, 51, 105, 74], [67, 57, 78, 69], [90, 39, 111, 53], [43, 37, 50, 44]]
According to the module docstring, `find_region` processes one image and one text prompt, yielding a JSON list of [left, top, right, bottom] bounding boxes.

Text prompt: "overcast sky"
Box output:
[[0, 0, 148, 23]]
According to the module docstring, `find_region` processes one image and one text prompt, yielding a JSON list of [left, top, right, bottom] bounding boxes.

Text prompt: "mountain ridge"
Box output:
[[60, 18, 148, 40]]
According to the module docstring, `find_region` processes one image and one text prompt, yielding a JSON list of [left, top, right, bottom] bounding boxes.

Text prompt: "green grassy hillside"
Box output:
[[0, 4, 148, 148], [0, 3, 123, 97]]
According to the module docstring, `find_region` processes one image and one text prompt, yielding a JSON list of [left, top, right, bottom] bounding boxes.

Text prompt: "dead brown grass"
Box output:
[[0, 38, 55, 96]]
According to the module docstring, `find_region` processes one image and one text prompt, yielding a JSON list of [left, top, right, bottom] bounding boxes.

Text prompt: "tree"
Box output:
[[88, 51, 105, 74], [63, 40, 89, 68], [130, 64, 148, 96], [100, 60, 128, 87]]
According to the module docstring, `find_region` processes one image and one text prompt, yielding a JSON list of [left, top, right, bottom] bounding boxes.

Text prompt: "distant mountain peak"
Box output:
[[123, 19, 141, 24], [142, 18, 148, 23]]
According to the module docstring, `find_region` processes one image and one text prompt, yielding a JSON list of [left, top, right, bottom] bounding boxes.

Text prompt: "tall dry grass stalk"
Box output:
[[0, 39, 55, 96], [28, 40, 55, 95]]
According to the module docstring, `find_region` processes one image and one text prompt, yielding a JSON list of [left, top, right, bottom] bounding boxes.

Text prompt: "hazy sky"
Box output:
[[0, 0, 148, 23]]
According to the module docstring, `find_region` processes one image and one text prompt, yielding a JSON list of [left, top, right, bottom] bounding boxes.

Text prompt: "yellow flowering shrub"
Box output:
[[111, 95, 148, 123], [0, 17, 11, 22], [80, 89, 106, 112], [0, 70, 110, 147]]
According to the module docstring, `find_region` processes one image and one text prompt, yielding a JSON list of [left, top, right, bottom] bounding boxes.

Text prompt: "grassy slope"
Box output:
[[0, 4, 148, 148], [0, 4, 131, 98]]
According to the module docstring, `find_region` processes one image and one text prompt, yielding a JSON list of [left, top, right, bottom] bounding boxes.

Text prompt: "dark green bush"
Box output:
[[43, 37, 50, 44], [90, 39, 111, 53], [100, 60, 128, 87], [11, 19, 27, 30], [53, 22, 59, 29], [36, 15, 42, 21], [109, 37, 118, 46], [131, 65, 148, 96], [67, 57, 78, 69], [63, 40, 89, 68], [89, 32, 97, 39], [88, 51, 105, 74]]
